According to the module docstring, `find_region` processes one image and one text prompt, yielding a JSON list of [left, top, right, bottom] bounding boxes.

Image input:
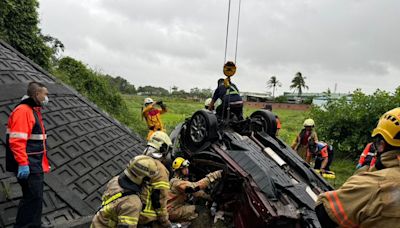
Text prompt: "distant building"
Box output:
[[283, 92, 351, 104], [240, 91, 272, 102]]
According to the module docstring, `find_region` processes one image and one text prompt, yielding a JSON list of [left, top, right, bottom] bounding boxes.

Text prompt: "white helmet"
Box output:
[[204, 98, 212, 108], [144, 97, 154, 106], [144, 131, 172, 159]]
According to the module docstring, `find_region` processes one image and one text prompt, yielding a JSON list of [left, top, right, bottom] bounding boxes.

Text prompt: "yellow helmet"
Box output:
[[124, 155, 159, 185], [371, 107, 400, 147], [172, 157, 190, 171], [145, 131, 172, 158], [303, 118, 315, 127]]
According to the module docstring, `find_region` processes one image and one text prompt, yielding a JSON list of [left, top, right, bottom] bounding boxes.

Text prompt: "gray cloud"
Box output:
[[39, 0, 400, 95]]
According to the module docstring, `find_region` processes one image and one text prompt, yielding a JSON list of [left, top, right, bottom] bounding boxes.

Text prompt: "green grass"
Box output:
[[123, 95, 355, 188], [328, 159, 356, 188]]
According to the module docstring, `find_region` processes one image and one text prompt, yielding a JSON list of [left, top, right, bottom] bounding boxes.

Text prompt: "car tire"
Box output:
[[250, 110, 277, 136], [184, 110, 218, 150]]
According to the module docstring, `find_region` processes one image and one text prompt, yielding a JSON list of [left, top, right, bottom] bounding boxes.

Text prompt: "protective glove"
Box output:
[[17, 165, 30, 179], [206, 170, 223, 183], [356, 163, 363, 169]]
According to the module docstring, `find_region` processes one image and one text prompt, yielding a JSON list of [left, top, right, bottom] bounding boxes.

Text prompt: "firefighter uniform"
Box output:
[[142, 102, 167, 140], [91, 176, 141, 228], [167, 170, 221, 222], [139, 159, 171, 226], [292, 129, 318, 159], [316, 150, 400, 227], [6, 97, 50, 227]]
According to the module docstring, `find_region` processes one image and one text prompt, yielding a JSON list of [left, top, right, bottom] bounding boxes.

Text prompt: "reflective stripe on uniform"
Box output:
[[118, 215, 138, 225], [29, 134, 47, 140], [8, 132, 28, 139], [325, 191, 357, 228], [229, 100, 243, 105], [141, 188, 158, 217], [151, 181, 170, 189], [102, 192, 123, 206], [6, 129, 46, 140], [226, 86, 239, 95]]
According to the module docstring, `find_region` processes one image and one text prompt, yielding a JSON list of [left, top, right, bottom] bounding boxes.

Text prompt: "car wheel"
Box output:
[[250, 110, 277, 136], [186, 110, 218, 148]]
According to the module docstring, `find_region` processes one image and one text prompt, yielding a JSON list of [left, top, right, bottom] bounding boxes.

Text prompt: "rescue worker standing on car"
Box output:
[[167, 157, 223, 222], [315, 107, 400, 227], [91, 155, 159, 228], [139, 131, 173, 227], [291, 118, 318, 161], [142, 97, 167, 140], [208, 78, 243, 120], [6, 82, 50, 227]]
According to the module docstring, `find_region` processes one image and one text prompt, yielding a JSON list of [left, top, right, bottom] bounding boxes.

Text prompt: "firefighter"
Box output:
[[91, 155, 159, 228], [291, 118, 318, 161], [356, 142, 377, 169], [6, 82, 50, 227], [316, 107, 400, 227], [139, 131, 173, 227], [142, 97, 167, 140], [167, 157, 223, 222], [208, 78, 243, 120], [308, 141, 334, 171]]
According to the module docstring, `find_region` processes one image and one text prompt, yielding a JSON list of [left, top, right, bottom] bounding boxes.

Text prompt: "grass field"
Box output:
[[124, 95, 355, 188]]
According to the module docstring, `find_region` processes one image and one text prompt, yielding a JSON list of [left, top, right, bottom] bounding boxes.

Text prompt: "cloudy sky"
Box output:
[[39, 0, 400, 95]]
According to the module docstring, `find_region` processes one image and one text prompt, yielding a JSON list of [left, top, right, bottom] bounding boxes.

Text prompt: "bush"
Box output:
[[52, 57, 132, 125], [275, 96, 288, 103], [310, 88, 400, 158]]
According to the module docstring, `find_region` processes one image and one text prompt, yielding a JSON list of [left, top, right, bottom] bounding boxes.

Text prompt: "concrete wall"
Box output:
[[244, 102, 311, 111]]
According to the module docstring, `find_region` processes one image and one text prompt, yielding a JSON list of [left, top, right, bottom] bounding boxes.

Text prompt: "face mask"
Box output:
[[42, 96, 49, 106]]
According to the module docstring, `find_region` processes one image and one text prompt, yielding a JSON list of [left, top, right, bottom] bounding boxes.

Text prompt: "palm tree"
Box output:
[[290, 72, 309, 97], [267, 76, 282, 98]]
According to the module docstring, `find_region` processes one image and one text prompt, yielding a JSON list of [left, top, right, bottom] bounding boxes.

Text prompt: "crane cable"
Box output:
[[223, 0, 242, 65], [222, 0, 242, 122]]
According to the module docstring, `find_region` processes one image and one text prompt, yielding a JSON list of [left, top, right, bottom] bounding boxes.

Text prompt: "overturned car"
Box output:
[[170, 109, 333, 228]]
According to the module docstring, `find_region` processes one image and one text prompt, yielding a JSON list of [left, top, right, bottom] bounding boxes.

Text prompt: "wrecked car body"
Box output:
[[170, 109, 333, 227]]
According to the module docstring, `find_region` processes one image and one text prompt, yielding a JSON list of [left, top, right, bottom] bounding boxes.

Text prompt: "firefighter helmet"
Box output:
[[371, 107, 400, 147], [303, 118, 315, 127], [204, 98, 212, 108], [145, 131, 172, 159], [144, 97, 154, 107], [124, 155, 159, 185], [172, 157, 190, 171]]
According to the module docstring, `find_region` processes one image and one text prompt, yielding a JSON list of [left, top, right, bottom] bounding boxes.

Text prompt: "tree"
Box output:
[[0, 0, 62, 69], [267, 76, 282, 98], [171, 86, 178, 93], [290, 72, 309, 97], [310, 89, 400, 158]]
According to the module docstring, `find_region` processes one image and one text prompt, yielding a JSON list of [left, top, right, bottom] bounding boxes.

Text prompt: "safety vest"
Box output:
[[359, 143, 376, 166], [226, 84, 240, 95], [6, 99, 49, 173]]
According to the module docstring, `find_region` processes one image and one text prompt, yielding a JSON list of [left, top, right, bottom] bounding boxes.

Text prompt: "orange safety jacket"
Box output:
[[6, 98, 50, 173], [358, 143, 376, 167]]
